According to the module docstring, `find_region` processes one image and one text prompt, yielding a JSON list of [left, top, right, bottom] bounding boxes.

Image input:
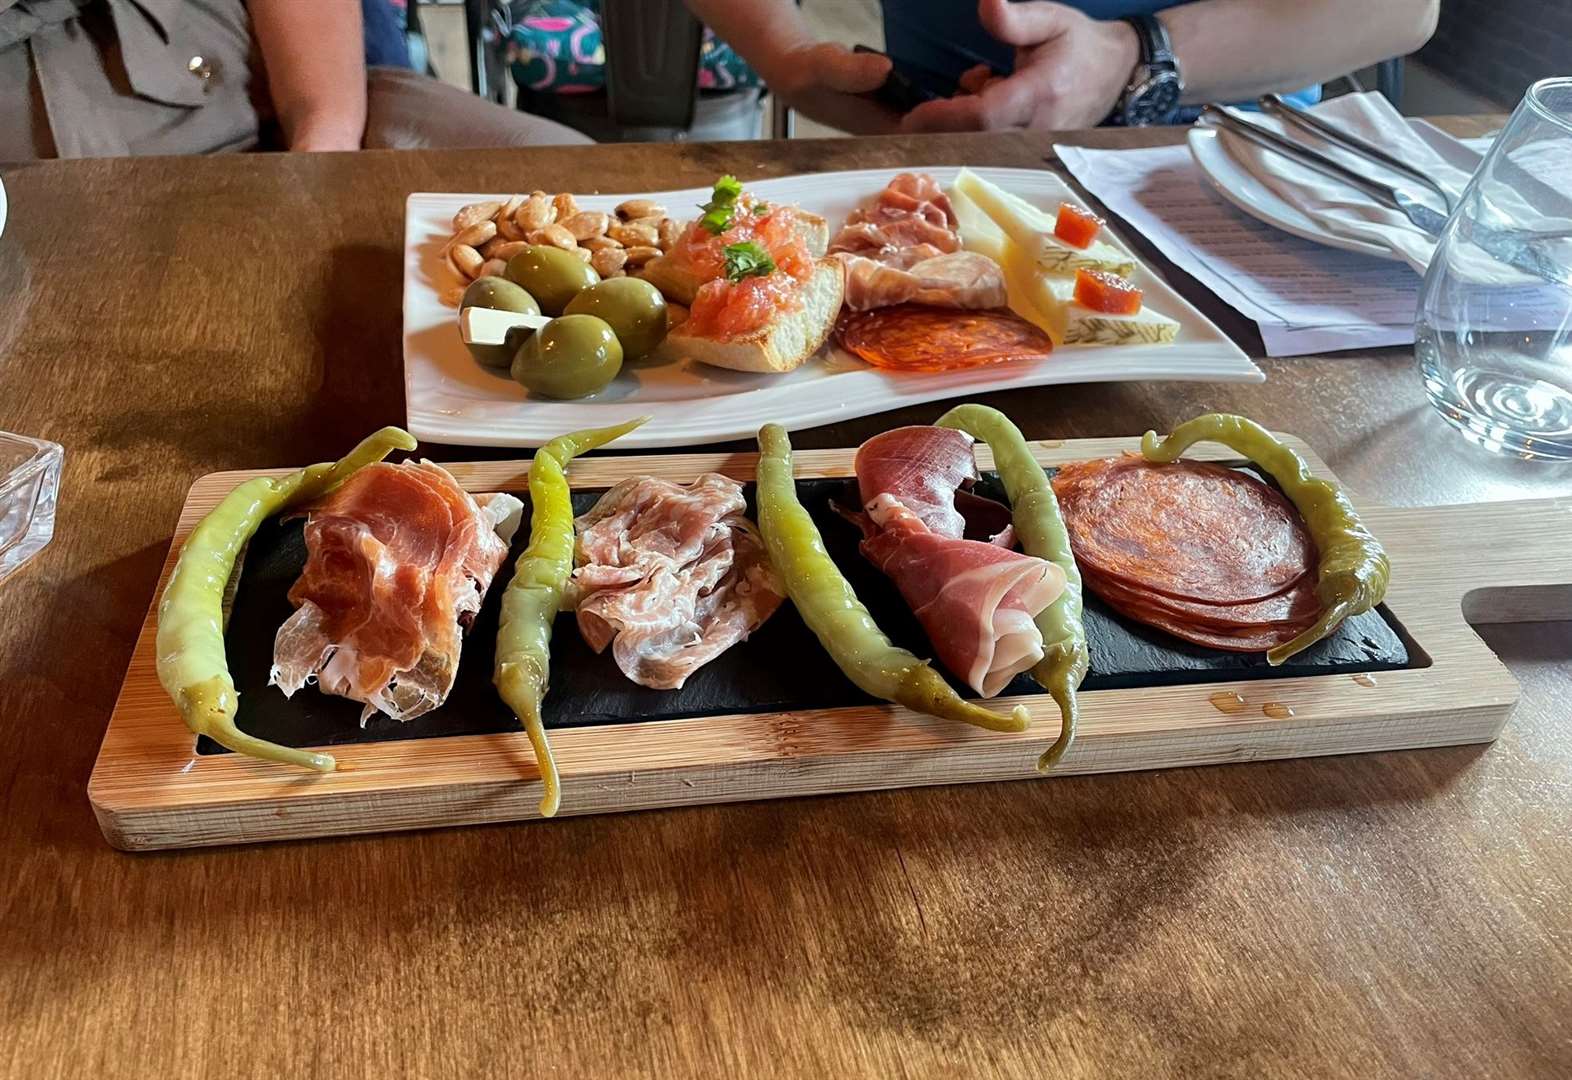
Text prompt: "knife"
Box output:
[[1256, 93, 1457, 212]]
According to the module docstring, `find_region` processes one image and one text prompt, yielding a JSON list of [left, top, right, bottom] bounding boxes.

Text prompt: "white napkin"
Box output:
[[1216, 92, 1478, 274]]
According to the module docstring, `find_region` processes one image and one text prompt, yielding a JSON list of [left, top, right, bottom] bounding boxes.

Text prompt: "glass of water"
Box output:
[[1416, 77, 1572, 459]]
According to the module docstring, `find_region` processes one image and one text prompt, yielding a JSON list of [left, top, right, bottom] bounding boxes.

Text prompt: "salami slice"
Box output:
[[1053, 455, 1314, 605], [837, 304, 1053, 372]]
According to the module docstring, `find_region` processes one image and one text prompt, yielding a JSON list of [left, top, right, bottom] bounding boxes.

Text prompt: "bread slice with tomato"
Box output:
[[655, 256, 845, 374], [640, 212, 831, 307]]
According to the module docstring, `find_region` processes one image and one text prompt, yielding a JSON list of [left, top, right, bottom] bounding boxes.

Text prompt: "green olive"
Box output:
[[563, 277, 668, 361], [505, 245, 600, 316], [460, 276, 541, 368], [511, 314, 623, 399]]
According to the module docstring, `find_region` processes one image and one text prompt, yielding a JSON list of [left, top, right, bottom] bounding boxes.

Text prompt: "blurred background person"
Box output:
[[0, 0, 589, 161]]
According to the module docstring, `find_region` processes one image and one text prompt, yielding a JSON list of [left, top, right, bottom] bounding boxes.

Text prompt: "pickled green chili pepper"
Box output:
[[155, 426, 417, 771], [494, 417, 648, 817], [937, 404, 1086, 770], [756, 423, 1029, 734], [1141, 413, 1390, 666]]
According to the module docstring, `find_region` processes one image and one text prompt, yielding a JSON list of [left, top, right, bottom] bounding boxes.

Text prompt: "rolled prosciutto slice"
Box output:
[[854, 425, 980, 537], [860, 495, 1065, 696], [853, 425, 1065, 697], [270, 461, 522, 723]]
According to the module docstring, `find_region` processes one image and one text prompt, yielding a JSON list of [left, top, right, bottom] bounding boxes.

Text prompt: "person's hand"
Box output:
[[903, 0, 1139, 132], [766, 42, 902, 135]]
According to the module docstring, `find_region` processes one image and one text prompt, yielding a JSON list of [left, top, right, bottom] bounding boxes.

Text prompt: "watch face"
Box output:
[[1126, 73, 1182, 127]]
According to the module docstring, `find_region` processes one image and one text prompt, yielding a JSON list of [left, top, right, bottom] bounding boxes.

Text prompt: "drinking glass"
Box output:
[[1416, 77, 1572, 460]]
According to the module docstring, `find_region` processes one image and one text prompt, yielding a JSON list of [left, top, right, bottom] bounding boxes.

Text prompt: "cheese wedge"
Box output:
[[954, 167, 1136, 278], [950, 186, 1007, 263], [1000, 240, 1179, 346]]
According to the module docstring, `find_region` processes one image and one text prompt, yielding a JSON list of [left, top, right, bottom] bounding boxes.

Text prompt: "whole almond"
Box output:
[[490, 240, 530, 261], [452, 220, 497, 249], [517, 193, 555, 232], [495, 212, 526, 242], [657, 218, 680, 250], [440, 285, 467, 307], [590, 247, 628, 277], [478, 236, 508, 258], [562, 210, 610, 241], [569, 246, 593, 264], [496, 194, 526, 224], [529, 224, 578, 251], [622, 245, 661, 268], [609, 221, 658, 248], [449, 244, 484, 279], [453, 201, 502, 231], [616, 198, 666, 221], [580, 235, 623, 252], [552, 192, 579, 219], [479, 258, 508, 278]]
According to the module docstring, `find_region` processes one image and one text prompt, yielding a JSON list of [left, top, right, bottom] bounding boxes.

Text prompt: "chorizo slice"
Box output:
[[1053, 455, 1314, 606]]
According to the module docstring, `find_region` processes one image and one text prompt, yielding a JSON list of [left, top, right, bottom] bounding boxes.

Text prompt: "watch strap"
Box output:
[[1124, 14, 1176, 70]]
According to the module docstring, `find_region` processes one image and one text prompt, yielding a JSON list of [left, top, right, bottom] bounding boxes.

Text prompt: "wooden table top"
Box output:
[[3, 119, 1569, 1079]]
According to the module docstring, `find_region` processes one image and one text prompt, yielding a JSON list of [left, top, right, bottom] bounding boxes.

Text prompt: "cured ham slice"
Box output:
[[830, 172, 1006, 312], [838, 252, 1010, 312], [834, 172, 960, 253], [571, 473, 784, 690], [270, 462, 522, 722], [852, 426, 1065, 697]]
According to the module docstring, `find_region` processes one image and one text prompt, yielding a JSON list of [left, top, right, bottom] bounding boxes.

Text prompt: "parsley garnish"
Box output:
[[723, 241, 776, 282], [698, 175, 744, 234]]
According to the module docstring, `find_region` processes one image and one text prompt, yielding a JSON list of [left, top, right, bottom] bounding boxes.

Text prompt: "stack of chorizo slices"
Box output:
[[1052, 454, 1320, 652], [836, 304, 1053, 372]]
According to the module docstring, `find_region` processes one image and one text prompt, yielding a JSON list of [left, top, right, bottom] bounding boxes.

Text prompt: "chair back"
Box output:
[[601, 0, 703, 131]]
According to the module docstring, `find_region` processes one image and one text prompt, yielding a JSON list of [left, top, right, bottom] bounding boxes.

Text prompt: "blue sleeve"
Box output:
[[363, 0, 414, 70]]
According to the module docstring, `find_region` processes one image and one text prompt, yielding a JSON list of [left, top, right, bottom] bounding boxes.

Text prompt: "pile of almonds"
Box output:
[[442, 192, 679, 303]]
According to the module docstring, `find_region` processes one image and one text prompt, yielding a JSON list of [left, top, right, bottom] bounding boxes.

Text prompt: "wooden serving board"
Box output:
[[89, 437, 1572, 851]]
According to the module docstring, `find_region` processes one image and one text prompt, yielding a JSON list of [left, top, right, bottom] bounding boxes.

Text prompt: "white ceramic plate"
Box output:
[[0, 173, 8, 241], [1188, 122, 1489, 263], [403, 166, 1261, 449], [1187, 126, 1394, 260]]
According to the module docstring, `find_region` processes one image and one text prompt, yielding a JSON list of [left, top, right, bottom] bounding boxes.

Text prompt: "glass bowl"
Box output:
[[0, 431, 63, 585]]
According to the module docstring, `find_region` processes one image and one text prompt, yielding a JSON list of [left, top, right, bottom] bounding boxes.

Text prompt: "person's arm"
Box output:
[[684, 0, 901, 134], [904, 0, 1439, 132], [1169, 0, 1439, 103], [250, 0, 368, 151]]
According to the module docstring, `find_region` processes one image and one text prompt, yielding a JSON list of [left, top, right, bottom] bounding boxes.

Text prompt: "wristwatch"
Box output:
[[1116, 14, 1183, 126]]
